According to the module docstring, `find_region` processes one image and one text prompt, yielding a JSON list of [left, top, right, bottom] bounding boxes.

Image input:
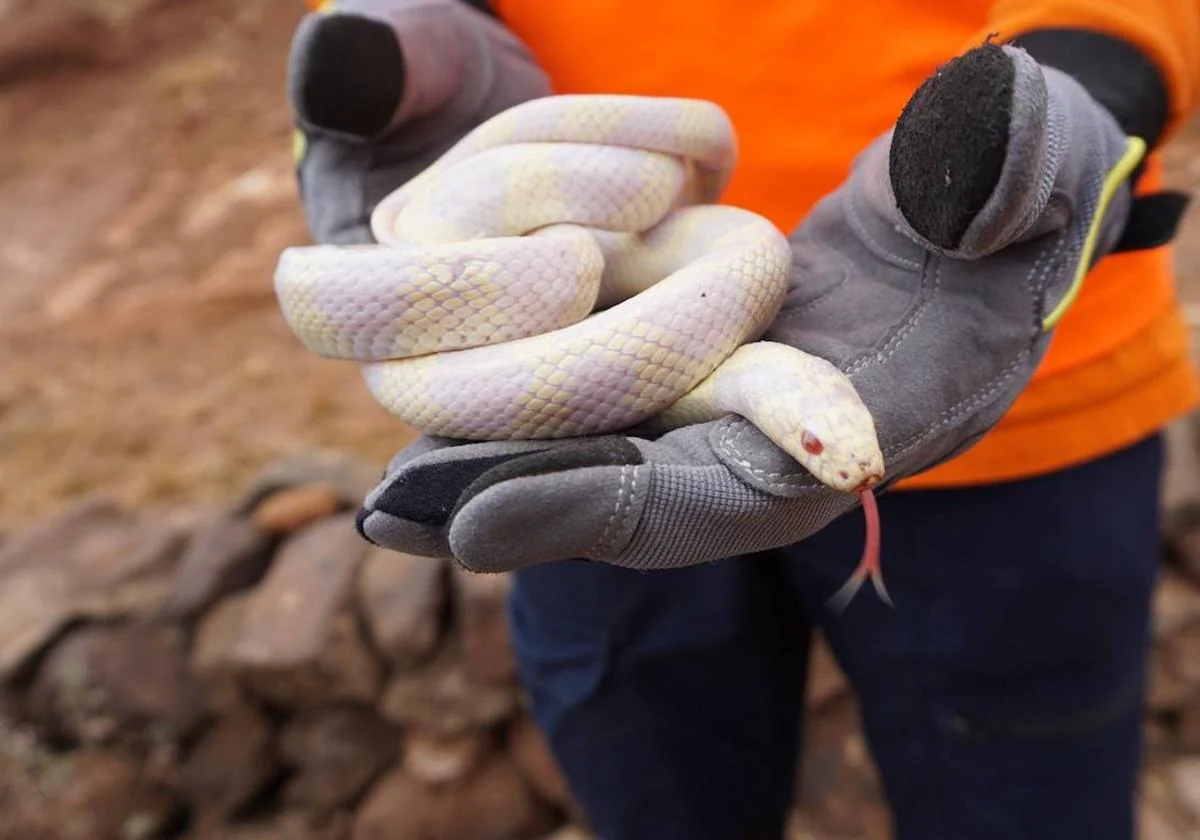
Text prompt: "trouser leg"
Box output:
[[509, 554, 811, 839], [784, 434, 1164, 839]]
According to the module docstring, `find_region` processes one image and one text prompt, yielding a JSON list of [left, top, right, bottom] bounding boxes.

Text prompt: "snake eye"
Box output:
[[801, 431, 824, 455]]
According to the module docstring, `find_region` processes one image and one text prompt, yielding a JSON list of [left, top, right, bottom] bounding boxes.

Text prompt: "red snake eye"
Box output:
[[801, 431, 824, 455]]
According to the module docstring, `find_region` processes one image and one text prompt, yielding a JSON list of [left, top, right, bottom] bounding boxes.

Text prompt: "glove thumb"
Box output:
[[887, 41, 1145, 264]]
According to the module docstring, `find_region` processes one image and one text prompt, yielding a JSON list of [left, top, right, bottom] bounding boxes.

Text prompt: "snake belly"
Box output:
[[274, 94, 883, 491]]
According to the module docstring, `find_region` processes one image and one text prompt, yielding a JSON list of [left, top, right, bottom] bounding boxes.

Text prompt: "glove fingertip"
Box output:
[[290, 11, 406, 138], [355, 507, 382, 546], [889, 40, 1015, 252], [356, 507, 454, 560]]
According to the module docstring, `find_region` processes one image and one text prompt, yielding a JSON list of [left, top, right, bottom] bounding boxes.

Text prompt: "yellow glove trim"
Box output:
[[293, 129, 307, 165], [1042, 136, 1146, 330]]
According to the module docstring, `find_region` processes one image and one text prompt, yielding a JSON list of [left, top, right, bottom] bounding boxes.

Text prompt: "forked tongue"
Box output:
[[826, 488, 891, 614]]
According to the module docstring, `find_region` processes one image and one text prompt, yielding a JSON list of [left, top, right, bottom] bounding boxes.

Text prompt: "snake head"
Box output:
[[732, 344, 885, 493], [651, 341, 886, 494], [792, 412, 885, 493], [674, 340, 886, 494]]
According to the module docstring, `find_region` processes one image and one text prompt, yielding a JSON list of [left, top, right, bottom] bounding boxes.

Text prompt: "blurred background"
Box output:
[[0, 0, 414, 531], [5, 1, 1200, 839]]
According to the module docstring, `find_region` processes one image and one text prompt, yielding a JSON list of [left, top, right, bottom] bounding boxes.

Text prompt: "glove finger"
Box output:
[[446, 420, 862, 572], [889, 42, 1138, 262], [289, 9, 407, 140], [287, 0, 552, 245], [356, 437, 641, 558]]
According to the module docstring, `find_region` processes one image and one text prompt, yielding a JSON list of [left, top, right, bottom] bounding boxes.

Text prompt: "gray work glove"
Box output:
[[288, 0, 551, 244], [348, 42, 1157, 576]]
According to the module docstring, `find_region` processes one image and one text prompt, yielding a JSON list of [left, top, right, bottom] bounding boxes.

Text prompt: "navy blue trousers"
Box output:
[[508, 434, 1165, 840]]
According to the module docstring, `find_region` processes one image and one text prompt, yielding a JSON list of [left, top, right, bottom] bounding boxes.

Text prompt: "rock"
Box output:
[[508, 714, 570, 808], [449, 753, 561, 839], [43, 749, 182, 840], [253, 482, 344, 535], [1165, 623, 1200, 695], [190, 809, 350, 840], [792, 694, 890, 840], [0, 502, 121, 682], [0, 498, 186, 682], [180, 706, 279, 823], [352, 768, 436, 840], [1138, 802, 1187, 840], [230, 514, 365, 661], [1163, 415, 1200, 524], [229, 514, 380, 707], [0, 565, 74, 683], [1149, 618, 1200, 716], [236, 451, 379, 514], [244, 610, 383, 710], [402, 728, 495, 785], [153, 502, 227, 538], [1145, 716, 1177, 759], [189, 593, 250, 712], [6, 498, 184, 592], [164, 513, 274, 621], [1169, 757, 1200, 818], [357, 547, 447, 670], [538, 829, 594, 840], [352, 769, 440, 840], [1154, 568, 1200, 640], [1165, 503, 1200, 586], [1173, 701, 1200, 753], [279, 705, 400, 816], [1149, 643, 1192, 714], [381, 637, 521, 734], [806, 634, 849, 710], [355, 754, 559, 840], [74, 570, 179, 626], [453, 567, 517, 683], [28, 622, 204, 748], [0, 496, 122, 577]]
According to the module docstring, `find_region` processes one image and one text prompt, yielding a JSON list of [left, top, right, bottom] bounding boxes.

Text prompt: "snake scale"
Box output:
[[274, 94, 889, 609]]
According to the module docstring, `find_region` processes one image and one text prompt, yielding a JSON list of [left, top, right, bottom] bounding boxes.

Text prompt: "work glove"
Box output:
[[288, 0, 551, 244], [285, 16, 1184, 593], [353, 40, 1191, 583]]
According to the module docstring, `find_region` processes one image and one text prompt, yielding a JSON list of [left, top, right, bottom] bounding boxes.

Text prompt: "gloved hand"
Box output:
[[288, 0, 551, 244], [350, 41, 1166, 596]]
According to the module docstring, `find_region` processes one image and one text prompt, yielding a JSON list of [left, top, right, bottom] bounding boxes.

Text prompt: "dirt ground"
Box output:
[[3, 0, 1200, 532], [0, 0, 412, 533]]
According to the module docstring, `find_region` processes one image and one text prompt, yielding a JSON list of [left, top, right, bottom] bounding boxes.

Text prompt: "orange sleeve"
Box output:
[[976, 0, 1200, 139]]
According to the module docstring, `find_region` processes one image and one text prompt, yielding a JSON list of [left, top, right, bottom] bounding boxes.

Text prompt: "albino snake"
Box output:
[[274, 94, 889, 609]]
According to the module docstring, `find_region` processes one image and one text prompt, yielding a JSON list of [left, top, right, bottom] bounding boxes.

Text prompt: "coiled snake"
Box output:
[[274, 94, 889, 609]]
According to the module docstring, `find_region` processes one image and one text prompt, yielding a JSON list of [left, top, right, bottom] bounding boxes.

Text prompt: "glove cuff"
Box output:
[[1011, 27, 1170, 151], [1012, 28, 1189, 254]]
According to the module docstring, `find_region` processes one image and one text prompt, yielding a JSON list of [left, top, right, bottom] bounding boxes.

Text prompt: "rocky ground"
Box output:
[[0, 453, 1199, 839], [7, 1, 1200, 838]]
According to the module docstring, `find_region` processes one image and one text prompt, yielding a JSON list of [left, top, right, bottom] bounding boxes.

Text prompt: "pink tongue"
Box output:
[[858, 487, 892, 608], [826, 487, 892, 613], [859, 488, 881, 581]]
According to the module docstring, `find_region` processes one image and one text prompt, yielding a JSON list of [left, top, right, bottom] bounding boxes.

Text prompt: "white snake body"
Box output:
[[274, 94, 885, 493]]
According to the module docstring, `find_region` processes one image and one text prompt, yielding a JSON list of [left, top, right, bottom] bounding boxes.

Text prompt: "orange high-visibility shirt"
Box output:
[[489, 0, 1200, 486]]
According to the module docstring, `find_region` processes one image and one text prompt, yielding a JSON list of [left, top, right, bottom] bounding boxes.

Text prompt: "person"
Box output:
[[284, 1, 1200, 837]]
